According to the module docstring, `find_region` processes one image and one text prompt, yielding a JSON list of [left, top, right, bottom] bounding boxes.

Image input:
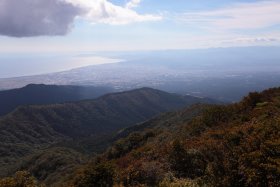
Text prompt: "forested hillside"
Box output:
[[66, 87, 280, 187], [0, 88, 216, 186], [3, 87, 279, 186]]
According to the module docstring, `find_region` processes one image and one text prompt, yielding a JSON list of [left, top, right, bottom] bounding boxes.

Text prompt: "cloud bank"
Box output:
[[0, 0, 82, 37], [179, 1, 280, 30], [66, 0, 161, 25], [0, 0, 161, 37]]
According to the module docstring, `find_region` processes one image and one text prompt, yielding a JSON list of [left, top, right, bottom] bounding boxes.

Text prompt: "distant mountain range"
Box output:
[[1, 47, 280, 102], [0, 84, 114, 116], [0, 87, 218, 182]]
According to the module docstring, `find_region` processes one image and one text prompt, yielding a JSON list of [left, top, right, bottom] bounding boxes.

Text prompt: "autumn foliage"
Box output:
[[1, 87, 280, 186]]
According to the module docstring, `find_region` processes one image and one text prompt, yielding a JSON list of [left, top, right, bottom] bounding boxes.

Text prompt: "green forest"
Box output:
[[0, 87, 280, 186]]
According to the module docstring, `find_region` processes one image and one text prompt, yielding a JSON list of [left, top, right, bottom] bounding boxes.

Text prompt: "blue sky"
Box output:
[[0, 0, 280, 53]]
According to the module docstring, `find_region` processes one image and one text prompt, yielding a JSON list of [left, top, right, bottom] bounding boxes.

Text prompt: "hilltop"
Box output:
[[0, 84, 114, 116]]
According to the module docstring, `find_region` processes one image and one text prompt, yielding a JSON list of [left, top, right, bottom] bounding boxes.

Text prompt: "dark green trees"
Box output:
[[73, 162, 115, 187], [0, 171, 38, 187], [169, 140, 206, 179]]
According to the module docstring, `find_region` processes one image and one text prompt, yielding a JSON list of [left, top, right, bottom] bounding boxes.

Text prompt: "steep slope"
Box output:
[[69, 87, 280, 187], [0, 84, 114, 116], [0, 87, 217, 179]]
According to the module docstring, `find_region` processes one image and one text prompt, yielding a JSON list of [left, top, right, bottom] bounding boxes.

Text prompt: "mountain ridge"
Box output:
[[0, 84, 115, 116], [0, 87, 218, 180]]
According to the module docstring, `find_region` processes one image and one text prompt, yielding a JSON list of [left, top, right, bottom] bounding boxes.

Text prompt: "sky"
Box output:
[[0, 0, 280, 53]]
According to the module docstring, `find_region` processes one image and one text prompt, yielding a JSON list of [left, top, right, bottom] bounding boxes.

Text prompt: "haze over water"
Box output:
[[0, 53, 122, 78]]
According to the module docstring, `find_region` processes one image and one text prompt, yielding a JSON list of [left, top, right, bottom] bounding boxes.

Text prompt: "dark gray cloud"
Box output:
[[0, 0, 83, 37]]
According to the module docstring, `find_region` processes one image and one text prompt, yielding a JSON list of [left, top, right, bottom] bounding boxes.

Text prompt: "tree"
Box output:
[[169, 140, 206, 179], [0, 171, 38, 187], [73, 162, 115, 187]]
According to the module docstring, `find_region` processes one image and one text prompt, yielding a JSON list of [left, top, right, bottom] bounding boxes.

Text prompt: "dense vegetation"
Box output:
[[0, 171, 40, 187], [3, 87, 279, 186], [66, 87, 280, 187], [0, 87, 215, 186]]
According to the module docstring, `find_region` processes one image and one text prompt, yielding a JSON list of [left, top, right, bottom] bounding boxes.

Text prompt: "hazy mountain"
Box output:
[[0, 87, 218, 180], [0, 84, 114, 116], [1, 47, 280, 102]]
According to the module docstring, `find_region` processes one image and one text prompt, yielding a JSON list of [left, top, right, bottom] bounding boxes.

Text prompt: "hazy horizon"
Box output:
[[1, 45, 280, 79], [1, 0, 280, 79], [0, 52, 124, 78], [0, 0, 280, 102]]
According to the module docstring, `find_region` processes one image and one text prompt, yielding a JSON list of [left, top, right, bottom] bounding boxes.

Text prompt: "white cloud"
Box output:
[[66, 0, 162, 25], [220, 37, 279, 45], [179, 1, 280, 30], [126, 0, 141, 9], [0, 0, 161, 37]]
